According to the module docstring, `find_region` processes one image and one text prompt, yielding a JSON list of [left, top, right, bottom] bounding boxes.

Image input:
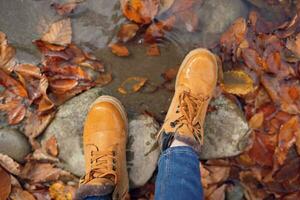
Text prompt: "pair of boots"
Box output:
[[75, 49, 218, 200]]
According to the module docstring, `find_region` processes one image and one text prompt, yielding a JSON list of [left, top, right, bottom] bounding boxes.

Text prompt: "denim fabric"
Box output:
[[85, 146, 203, 200], [84, 195, 111, 200], [155, 146, 204, 200]]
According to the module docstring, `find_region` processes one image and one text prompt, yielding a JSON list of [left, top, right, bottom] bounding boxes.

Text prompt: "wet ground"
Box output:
[[0, 0, 255, 121]]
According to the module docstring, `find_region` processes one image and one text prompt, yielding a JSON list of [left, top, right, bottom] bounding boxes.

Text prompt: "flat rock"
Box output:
[[200, 95, 250, 159], [41, 88, 160, 188], [0, 128, 31, 162]]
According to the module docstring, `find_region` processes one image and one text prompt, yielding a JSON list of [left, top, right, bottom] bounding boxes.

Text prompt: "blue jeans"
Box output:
[[85, 146, 203, 200]]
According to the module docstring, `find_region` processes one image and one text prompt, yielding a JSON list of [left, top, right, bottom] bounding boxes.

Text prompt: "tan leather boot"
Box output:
[[160, 48, 218, 152], [75, 96, 129, 200]]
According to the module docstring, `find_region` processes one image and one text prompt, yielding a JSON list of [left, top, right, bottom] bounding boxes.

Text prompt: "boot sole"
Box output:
[[89, 95, 129, 135], [175, 48, 218, 87]]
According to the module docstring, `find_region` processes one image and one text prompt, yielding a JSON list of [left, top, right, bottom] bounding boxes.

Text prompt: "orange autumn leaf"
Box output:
[[109, 43, 129, 57], [49, 182, 75, 200], [117, 23, 139, 42], [118, 77, 147, 94], [45, 136, 58, 157], [38, 77, 54, 113], [0, 32, 16, 73], [162, 67, 178, 81], [41, 18, 72, 46], [7, 102, 27, 125], [0, 69, 28, 98], [275, 116, 300, 165], [221, 70, 255, 96], [120, 0, 159, 24], [9, 187, 36, 200], [14, 64, 42, 79], [146, 44, 160, 56], [249, 112, 264, 129], [95, 72, 113, 86], [0, 166, 11, 200], [49, 79, 78, 94]]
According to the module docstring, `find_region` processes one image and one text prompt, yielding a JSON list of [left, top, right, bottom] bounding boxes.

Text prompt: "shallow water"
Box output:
[[0, 0, 276, 120]]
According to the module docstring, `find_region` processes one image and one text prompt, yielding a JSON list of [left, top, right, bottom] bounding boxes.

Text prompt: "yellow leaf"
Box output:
[[49, 182, 73, 200], [41, 18, 72, 46], [221, 70, 254, 95], [249, 112, 264, 129]]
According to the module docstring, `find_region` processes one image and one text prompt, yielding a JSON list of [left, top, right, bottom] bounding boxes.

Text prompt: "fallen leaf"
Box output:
[[30, 148, 59, 163], [45, 136, 58, 157], [221, 70, 255, 96], [242, 48, 265, 73], [0, 166, 11, 200], [24, 111, 55, 139], [0, 153, 21, 175], [146, 44, 160, 56], [7, 101, 26, 125], [144, 15, 176, 43], [161, 67, 178, 81], [10, 187, 36, 200], [41, 18, 72, 46], [275, 116, 300, 165], [14, 64, 42, 79], [109, 43, 129, 57], [120, 0, 159, 24], [49, 182, 74, 200], [38, 77, 55, 113], [118, 77, 147, 94], [51, 2, 78, 15], [117, 23, 139, 42], [249, 112, 264, 129], [49, 79, 78, 94], [201, 162, 230, 186], [0, 69, 28, 98], [95, 72, 113, 86], [286, 33, 300, 58], [220, 17, 247, 51], [0, 32, 16, 73], [21, 162, 73, 183]]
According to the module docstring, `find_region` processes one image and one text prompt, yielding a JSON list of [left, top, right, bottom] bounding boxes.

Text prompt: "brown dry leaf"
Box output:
[[49, 79, 78, 94], [162, 67, 178, 81], [109, 43, 129, 57], [146, 44, 160, 56], [120, 0, 159, 24], [249, 112, 264, 129], [38, 77, 55, 113], [220, 17, 247, 50], [0, 69, 28, 98], [201, 163, 230, 186], [0, 166, 11, 200], [118, 77, 147, 94], [24, 111, 55, 139], [49, 182, 74, 200], [286, 33, 300, 58], [117, 23, 139, 42], [7, 101, 27, 125], [242, 48, 265, 73], [208, 184, 226, 200], [41, 18, 72, 46], [10, 187, 36, 200], [14, 64, 42, 79], [45, 136, 58, 157], [0, 32, 16, 73], [275, 116, 300, 165], [95, 72, 113, 86], [51, 2, 78, 15], [144, 15, 176, 43], [0, 153, 21, 175], [21, 162, 73, 183], [30, 148, 59, 163], [221, 70, 255, 96]]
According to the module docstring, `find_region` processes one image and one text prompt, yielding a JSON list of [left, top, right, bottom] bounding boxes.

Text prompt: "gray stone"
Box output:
[[200, 96, 250, 159], [127, 114, 160, 188], [0, 128, 31, 162], [41, 88, 160, 188]]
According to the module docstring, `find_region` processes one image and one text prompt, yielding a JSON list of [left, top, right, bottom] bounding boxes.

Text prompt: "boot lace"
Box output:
[[172, 90, 209, 144], [80, 144, 117, 184]]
